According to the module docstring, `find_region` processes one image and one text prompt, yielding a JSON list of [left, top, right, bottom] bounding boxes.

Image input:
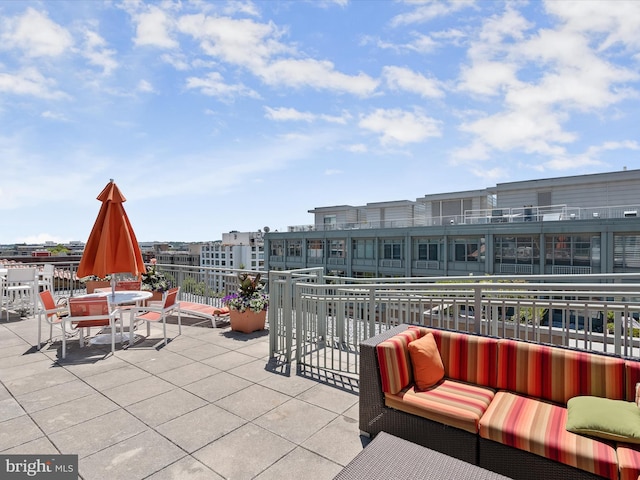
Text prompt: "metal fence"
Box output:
[[268, 271, 640, 378], [9, 260, 264, 308]]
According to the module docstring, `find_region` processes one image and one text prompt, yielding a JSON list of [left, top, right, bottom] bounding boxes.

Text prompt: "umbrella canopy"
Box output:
[[77, 180, 146, 279]]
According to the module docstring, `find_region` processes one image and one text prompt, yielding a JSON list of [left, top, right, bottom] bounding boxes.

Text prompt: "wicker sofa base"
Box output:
[[365, 405, 479, 465], [479, 437, 607, 480], [336, 432, 509, 480]]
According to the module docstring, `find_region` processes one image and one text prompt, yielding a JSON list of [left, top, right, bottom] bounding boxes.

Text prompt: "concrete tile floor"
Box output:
[[0, 311, 367, 479]]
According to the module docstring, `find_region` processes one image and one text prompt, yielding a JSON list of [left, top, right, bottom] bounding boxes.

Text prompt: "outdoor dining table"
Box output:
[[81, 289, 153, 345]]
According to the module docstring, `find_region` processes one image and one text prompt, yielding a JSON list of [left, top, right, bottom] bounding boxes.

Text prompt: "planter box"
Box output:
[[230, 310, 266, 333]]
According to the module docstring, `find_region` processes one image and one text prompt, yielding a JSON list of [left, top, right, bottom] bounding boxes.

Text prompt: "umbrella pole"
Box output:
[[110, 277, 116, 298]]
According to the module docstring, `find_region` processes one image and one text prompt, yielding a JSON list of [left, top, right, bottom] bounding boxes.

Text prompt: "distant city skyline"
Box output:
[[1, 1, 638, 245]]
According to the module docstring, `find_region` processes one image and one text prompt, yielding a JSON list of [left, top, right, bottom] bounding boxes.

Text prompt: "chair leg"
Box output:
[[162, 318, 167, 345]]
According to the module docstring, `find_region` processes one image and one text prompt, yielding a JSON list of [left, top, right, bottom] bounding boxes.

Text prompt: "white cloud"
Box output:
[[453, 2, 640, 171], [383, 66, 444, 98], [178, 13, 378, 96], [391, 0, 476, 27], [0, 7, 73, 58], [265, 106, 349, 124], [185, 72, 260, 100], [359, 108, 442, 145], [137, 79, 156, 93], [265, 106, 315, 122], [545, 0, 640, 51], [324, 169, 342, 175], [0, 68, 68, 99], [260, 58, 378, 96], [81, 29, 118, 75], [41, 110, 68, 121], [373, 33, 439, 54], [346, 143, 368, 153], [133, 5, 178, 49]]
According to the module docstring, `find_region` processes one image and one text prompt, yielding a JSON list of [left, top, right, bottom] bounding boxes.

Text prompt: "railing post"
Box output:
[[474, 284, 482, 334], [368, 286, 376, 339]]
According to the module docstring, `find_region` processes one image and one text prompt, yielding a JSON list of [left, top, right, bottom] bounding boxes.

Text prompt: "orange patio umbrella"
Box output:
[[77, 179, 146, 281]]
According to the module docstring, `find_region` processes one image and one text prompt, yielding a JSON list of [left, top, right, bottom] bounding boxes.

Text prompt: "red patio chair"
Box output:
[[37, 290, 69, 350], [129, 287, 181, 347], [63, 296, 119, 359]]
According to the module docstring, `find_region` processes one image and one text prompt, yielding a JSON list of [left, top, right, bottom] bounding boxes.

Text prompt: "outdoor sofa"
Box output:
[[360, 324, 640, 480]]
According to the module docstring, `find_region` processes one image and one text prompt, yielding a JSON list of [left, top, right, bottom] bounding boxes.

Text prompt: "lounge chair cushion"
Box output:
[[566, 396, 640, 444], [497, 339, 626, 404], [385, 379, 495, 434], [408, 333, 444, 390], [376, 328, 421, 394], [479, 391, 618, 480]]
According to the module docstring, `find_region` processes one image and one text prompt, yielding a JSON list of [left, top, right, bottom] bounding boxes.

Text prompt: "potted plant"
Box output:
[[141, 259, 170, 302], [222, 272, 269, 333], [80, 275, 112, 293]]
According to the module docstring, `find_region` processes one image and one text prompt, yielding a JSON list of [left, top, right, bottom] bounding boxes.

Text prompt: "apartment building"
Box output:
[[200, 231, 265, 291], [266, 169, 640, 277]]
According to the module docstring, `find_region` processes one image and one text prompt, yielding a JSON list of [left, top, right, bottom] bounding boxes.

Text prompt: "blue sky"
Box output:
[[1, 0, 639, 244]]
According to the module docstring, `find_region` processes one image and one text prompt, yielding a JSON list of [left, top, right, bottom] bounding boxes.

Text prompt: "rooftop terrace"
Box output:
[[0, 311, 366, 480]]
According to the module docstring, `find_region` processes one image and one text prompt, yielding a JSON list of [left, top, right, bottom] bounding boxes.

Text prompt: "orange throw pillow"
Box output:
[[408, 333, 445, 390]]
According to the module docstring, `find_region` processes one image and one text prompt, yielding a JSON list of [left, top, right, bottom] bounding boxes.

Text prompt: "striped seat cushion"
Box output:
[[625, 360, 640, 402], [497, 339, 626, 405], [617, 444, 640, 480], [479, 391, 618, 480], [385, 379, 495, 434], [376, 328, 421, 394]]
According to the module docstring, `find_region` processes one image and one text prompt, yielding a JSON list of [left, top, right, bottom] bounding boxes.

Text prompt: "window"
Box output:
[[270, 240, 284, 257], [287, 239, 302, 257], [353, 239, 375, 259], [307, 239, 324, 258], [324, 215, 337, 230], [380, 239, 403, 260], [614, 235, 640, 268], [329, 239, 345, 258], [415, 238, 439, 261], [545, 234, 599, 267], [495, 235, 539, 265], [448, 237, 483, 263]]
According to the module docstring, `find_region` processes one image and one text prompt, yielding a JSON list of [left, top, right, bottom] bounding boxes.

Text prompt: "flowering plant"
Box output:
[[222, 272, 269, 313], [79, 275, 111, 283], [141, 259, 170, 292]]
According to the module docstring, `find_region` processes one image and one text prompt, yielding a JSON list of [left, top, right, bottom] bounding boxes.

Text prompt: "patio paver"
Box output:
[[0, 311, 367, 479]]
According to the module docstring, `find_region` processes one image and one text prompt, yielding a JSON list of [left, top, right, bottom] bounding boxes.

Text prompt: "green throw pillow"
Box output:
[[566, 396, 640, 444]]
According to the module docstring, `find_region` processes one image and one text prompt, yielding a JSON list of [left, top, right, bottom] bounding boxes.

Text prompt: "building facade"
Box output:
[[200, 231, 265, 291], [266, 169, 640, 277]]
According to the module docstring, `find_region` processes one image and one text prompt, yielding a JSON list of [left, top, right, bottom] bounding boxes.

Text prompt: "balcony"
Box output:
[[4, 263, 640, 478]]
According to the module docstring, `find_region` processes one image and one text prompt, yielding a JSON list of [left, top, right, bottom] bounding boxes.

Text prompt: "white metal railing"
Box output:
[[285, 203, 640, 232], [2, 261, 265, 307], [269, 271, 640, 376]]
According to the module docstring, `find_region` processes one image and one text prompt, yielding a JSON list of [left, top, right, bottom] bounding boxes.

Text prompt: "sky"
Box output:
[[0, 0, 639, 245]]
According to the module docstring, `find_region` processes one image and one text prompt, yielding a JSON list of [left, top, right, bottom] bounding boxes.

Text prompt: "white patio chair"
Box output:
[[3, 267, 37, 320], [38, 264, 55, 292]]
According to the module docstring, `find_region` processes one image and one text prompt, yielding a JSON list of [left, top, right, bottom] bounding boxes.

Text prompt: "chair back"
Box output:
[[39, 290, 57, 311], [7, 267, 36, 284], [163, 287, 180, 309], [69, 296, 110, 317], [115, 280, 141, 291]]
